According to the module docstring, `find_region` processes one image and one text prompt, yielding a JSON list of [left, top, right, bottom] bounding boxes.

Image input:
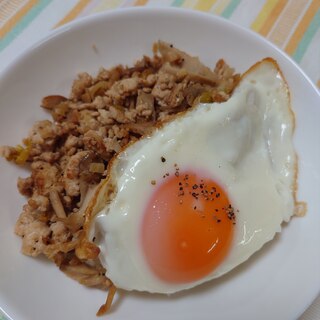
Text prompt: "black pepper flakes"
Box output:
[[161, 156, 166, 163], [191, 192, 199, 199], [223, 205, 237, 224]]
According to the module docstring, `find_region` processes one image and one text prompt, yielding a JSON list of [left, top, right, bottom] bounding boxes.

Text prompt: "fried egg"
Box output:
[[91, 58, 297, 293]]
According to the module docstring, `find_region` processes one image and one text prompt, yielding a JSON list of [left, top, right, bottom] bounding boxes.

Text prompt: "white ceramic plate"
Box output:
[[0, 8, 319, 320]]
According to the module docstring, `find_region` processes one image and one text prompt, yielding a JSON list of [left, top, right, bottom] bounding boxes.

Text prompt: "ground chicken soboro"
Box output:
[[0, 41, 239, 314]]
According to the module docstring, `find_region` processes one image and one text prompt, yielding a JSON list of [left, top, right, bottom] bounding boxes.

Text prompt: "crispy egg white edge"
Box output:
[[90, 59, 297, 294]]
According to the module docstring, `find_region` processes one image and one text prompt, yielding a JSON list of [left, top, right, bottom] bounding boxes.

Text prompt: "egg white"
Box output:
[[92, 59, 297, 293]]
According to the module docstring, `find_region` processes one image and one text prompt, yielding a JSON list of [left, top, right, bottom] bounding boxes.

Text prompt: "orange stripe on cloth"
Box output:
[[0, 0, 26, 22], [259, 0, 288, 37], [0, 0, 37, 38], [55, 0, 91, 28], [268, 0, 308, 48], [285, 0, 320, 55], [134, 0, 148, 6]]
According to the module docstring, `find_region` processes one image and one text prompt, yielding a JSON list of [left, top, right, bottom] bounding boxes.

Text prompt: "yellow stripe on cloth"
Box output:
[[259, 0, 288, 37], [92, 0, 123, 12], [55, 0, 91, 28], [285, 0, 320, 55], [194, 0, 217, 11], [251, 0, 279, 32], [182, 0, 197, 9], [268, 0, 308, 48], [0, 0, 37, 38], [213, 0, 231, 15]]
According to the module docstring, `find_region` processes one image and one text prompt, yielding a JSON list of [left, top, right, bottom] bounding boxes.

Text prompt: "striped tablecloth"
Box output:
[[0, 1, 319, 320], [1, 0, 320, 87]]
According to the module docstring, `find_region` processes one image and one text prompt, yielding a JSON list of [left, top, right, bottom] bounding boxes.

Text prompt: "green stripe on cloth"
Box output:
[[0, 0, 52, 52], [221, 0, 241, 18], [172, 0, 185, 7], [293, 7, 320, 63]]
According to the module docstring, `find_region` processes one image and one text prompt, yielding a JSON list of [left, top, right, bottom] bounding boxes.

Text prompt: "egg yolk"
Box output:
[[141, 171, 235, 284]]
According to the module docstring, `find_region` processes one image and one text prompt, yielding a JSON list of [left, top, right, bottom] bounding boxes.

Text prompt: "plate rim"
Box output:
[[1, 7, 319, 99], [0, 6, 319, 320]]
